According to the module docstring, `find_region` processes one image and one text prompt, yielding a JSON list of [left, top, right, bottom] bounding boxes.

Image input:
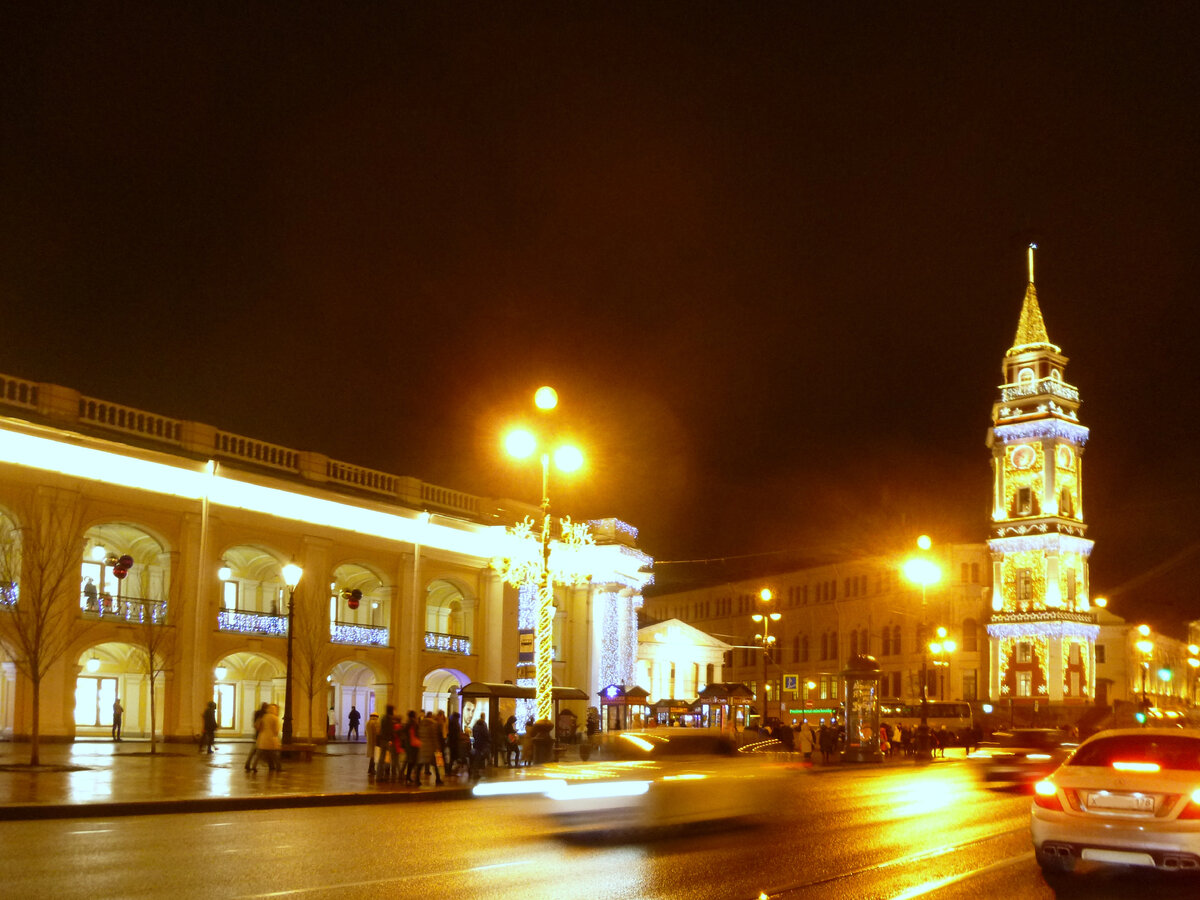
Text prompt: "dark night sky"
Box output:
[[2, 5, 1199, 631]]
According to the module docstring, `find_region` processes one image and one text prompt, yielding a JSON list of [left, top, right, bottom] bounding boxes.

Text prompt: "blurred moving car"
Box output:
[[475, 728, 786, 835], [1031, 728, 1200, 875], [969, 728, 1077, 787]]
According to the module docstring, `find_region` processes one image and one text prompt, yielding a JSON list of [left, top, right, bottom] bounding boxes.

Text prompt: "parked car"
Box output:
[[1031, 728, 1200, 875]]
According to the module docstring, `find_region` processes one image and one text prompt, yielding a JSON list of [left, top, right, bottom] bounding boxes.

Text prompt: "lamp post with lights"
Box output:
[[929, 627, 957, 701], [1135, 624, 1153, 717], [280, 562, 303, 746], [752, 588, 781, 728], [503, 386, 586, 730], [902, 535, 941, 761]]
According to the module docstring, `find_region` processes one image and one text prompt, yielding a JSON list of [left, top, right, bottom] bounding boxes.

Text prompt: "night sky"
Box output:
[[3, 6, 1199, 632]]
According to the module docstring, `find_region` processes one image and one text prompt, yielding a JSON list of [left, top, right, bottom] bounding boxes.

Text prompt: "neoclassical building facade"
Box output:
[[0, 374, 650, 742]]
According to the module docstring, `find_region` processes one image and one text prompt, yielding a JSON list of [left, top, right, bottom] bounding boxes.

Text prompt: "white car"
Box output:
[[1030, 727, 1200, 875]]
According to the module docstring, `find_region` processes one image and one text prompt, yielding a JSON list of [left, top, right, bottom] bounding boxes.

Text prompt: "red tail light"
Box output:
[[1034, 780, 1063, 811], [1178, 789, 1200, 819]]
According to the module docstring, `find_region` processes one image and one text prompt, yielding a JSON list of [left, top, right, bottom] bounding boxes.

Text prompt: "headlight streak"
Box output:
[[545, 780, 651, 801], [472, 780, 567, 797]]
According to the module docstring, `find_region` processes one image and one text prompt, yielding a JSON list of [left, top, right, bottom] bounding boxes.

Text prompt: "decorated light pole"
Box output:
[[498, 387, 591, 728], [280, 562, 303, 746]]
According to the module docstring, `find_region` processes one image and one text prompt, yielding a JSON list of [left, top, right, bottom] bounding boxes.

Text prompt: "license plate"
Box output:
[[1088, 791, 1154, 811]]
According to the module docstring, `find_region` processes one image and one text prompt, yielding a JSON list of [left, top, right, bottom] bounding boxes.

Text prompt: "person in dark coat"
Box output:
[[470, 715, 491, 781], [200, 701, 218, 753], [347, 705, 361, 741], [446, 711, 463, 777], [503, 715, 520, 767]]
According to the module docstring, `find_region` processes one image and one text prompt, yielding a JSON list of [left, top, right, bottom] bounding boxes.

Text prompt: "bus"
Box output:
[[878, 701, 973, 743]]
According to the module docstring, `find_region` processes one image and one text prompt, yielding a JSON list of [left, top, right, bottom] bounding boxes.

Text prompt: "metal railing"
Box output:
[[80, 593, 167, 624], [331, 622, 390, 647], [217, 608, 288, 637], [424, 631, 472, 655]]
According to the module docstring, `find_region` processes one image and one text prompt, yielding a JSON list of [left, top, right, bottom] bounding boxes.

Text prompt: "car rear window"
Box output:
[[1069, 735, 1200, 771]]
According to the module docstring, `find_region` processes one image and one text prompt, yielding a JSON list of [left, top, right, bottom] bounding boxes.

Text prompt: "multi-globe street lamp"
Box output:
[[503, 386, 584, 727], [280, 562, 303, 746], [751, 588, 781, 726], [928, 627, 956, 700], [902, 535, 940, 761]]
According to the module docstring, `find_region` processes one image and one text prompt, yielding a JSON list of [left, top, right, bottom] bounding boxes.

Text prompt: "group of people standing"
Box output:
[[365, 706, 496, 784]]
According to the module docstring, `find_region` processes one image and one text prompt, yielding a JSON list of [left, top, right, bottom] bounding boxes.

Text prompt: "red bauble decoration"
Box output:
[[347, 589, 362, 610]]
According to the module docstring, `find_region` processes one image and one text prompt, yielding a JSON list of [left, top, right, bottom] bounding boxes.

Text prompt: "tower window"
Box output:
[[1066, 569, 1077, 603], [1060, 488, 1074, 517], [1016, 487, 1033, 515], [1017, 568, 1033, 602], [1017, 641, 1032, 663]]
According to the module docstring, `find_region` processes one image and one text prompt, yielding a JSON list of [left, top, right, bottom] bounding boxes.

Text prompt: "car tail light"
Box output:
[[1034, 780, 1063, 811], [1113, 761, 1160, 773], [1177, 789, 1200, 820]]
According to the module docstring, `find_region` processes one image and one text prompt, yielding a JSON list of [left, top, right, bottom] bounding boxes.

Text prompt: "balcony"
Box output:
[[218, 609, 287, 637], [425, 631, 472, 655], [81, 593, 167, 624], [331, 622, 389, 647]]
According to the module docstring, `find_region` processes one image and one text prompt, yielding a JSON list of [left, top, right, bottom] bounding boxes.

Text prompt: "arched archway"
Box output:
[[81, 522, 171, 621], [75, 641, 159, 739], [212, 651, 285, 737], [329, 658, 386, 741], [425, 578, 476, 654], [421, 667, 468, 719]]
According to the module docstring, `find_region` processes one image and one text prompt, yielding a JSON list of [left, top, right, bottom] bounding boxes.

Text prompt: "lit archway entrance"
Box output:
[[213, 651, 285, 738], [329, 660, 381, 742], [75, 642, 154, 739], [422, 667, 468, 717]]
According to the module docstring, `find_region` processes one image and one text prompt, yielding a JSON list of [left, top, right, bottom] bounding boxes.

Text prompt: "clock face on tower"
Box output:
[[1011, 445, 1036, 470]]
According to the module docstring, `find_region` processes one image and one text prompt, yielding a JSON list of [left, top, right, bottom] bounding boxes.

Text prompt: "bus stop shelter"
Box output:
[[457, 682, 588, 734]]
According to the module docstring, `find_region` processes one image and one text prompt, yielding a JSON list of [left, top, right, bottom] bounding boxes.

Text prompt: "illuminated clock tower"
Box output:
[[985, 246, 1098, 710]]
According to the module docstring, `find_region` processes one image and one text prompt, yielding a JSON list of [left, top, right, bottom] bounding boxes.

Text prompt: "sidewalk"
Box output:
[[0, 738, 477, 821]]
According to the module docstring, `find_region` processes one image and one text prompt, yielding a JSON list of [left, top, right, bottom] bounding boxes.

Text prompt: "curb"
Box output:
[[0, 785, 475, 821]]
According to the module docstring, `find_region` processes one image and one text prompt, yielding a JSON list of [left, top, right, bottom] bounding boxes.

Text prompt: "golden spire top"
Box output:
[[1006, 243, 1061, 356]]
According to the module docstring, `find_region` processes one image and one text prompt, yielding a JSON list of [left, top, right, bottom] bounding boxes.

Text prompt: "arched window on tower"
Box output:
[[1018, 367, 1035, 386]]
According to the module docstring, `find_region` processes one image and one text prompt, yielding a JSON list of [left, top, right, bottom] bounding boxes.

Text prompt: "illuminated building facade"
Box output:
[[642, 543, 994, 718], [0, 372, 650, 742], [985, 248, 1099, 709]]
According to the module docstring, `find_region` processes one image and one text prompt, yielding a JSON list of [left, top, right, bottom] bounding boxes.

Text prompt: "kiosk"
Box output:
[[840, 655, 883, 763]]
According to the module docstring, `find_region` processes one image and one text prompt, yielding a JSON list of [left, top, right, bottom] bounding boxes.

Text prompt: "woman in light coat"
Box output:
[[256, 703, 282, 773]]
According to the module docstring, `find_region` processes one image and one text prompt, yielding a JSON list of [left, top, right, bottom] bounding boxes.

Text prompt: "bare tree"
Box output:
[[0, 489, 89, 765], [291, 584, 335, 742], [129, 554, 185, 754]]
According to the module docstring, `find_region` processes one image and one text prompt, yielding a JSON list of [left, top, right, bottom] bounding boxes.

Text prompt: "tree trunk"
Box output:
[[29, 678, 41, 766], [149, 672, 158, 754]]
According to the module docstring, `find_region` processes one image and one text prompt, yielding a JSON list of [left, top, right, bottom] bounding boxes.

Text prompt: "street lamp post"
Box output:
[[1136, 624, 1153, 717], [503, 387, 585, 729], [280, 562, 303, 747], [903, 535, 940, 762], [752, 588, 781, 728], [929, 627, 956, 701]]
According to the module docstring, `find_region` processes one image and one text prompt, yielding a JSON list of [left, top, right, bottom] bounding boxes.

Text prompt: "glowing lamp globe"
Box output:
[[282, 563, 303, 589], [554, 445, 583, 473], [903, 557, 940, 588], [504, 429, 537, 459], [533, 386, 558, 410]]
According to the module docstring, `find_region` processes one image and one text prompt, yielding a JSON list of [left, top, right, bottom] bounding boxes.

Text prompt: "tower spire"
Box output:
[[1007, 243, 1059, 356]]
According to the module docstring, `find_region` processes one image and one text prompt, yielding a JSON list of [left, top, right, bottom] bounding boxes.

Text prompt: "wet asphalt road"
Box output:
[[2, 759, 1192, 899]]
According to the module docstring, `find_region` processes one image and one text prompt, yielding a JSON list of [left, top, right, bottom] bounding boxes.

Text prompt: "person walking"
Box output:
[[112, 698, 124, 742], [347, 705, 361, 741], [257, 703, 282, 773], [245, 702, 268, 771], [365, 711, 380, 776], [200, 700, 218, 753]]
